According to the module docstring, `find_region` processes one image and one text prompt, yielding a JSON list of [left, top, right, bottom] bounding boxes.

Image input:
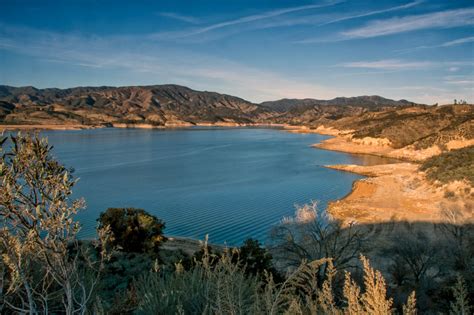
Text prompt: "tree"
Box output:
[[437, 208, 474, 274], [232, 238, 279, 279], [384, 224, 440, 290], [0, 133, 111, 314], [268, 201, 371, 283], [98, 207, 166, 254]]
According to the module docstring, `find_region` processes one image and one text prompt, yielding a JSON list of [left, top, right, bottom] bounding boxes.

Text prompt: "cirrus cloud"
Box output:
[[342, 8, 474, 39]]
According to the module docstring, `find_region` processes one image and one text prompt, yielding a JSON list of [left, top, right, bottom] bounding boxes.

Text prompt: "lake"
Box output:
[[40, 127, 389, 245]]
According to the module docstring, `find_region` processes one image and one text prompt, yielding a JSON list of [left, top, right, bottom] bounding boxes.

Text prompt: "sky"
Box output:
[[0, 0, 473, 104]]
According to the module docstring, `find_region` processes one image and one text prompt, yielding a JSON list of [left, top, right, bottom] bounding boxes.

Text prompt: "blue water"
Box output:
[[40, 128, 389, 245]]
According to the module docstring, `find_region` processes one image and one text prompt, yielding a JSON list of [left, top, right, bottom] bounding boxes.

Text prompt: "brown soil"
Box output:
[[326, 163, 473, 224]]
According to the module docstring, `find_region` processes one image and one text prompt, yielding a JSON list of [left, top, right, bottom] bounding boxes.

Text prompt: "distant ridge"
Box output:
[[0, 84, 421, 127], [260, 95, 416, 112]]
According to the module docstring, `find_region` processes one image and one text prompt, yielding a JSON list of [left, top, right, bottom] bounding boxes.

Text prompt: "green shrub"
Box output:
[[232, 238, 280, 279], [98, 208, 166, 254]]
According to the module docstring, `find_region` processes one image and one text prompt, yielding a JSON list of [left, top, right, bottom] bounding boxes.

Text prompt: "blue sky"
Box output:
[[0, 0, 473, 103]]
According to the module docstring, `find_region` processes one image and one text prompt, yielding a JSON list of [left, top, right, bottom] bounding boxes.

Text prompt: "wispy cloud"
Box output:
[[384, 85, 449, 92], [151, 1, 343, 40], [440, 36, 474, 47], [396, 35, 474, 53], [338, 59, 474, 71], [444, 61, 474, 67], [295, 1, 424, 43], [339, 59, 433, 70], [158, 12, 200, 24], [319, 0, 422, 26], [444, 74, 474, 80], [445, 80, 474, 85], [341, 8, 474, 39]]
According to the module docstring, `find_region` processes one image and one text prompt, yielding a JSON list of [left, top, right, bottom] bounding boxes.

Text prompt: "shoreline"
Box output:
[[0, 122, 290, 131], [287, 125, 474, 162], [285, 125, 472, 224], [0, 124, 104, 131], [162, 235, 226, 256], [311, 138, 472, 224], [323, 163, 462, 224], [3, 122, 471, 228]]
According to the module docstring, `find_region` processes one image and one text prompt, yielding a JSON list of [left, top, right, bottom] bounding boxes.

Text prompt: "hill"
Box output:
[[329, 104, 474, 149], [260, 95, 416, 112], [0, 85, 414, 127], [0, 85, 270, 127], [259, 96, 419, 126]]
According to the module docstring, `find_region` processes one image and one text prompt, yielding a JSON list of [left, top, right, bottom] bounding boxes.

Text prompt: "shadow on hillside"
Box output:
[[267, 217, 474, 313]]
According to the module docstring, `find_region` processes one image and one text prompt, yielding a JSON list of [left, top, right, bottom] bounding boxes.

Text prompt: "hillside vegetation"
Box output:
[[328, 104, 474, 149], [421, 145, 474, 185]]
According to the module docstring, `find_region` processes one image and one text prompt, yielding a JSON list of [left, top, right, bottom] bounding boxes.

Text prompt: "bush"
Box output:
[[98, 208, 166, 254], [268, 201, 371, 282], [134, 243, 405, 315], [233, 238, 279, 279], [0, 134, 111, 314]]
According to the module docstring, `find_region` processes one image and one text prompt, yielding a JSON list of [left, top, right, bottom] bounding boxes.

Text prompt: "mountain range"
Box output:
[[0, 84, 419, 127]]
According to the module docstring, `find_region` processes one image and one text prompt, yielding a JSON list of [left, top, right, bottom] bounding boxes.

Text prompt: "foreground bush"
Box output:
[[0, 134, 111, 314], [135, 238, 413, 315], [98, 207, 166, 254]]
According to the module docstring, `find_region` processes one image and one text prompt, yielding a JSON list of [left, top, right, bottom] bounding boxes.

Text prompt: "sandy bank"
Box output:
[[1, 122, 289, 131], [0, 124, 103, 131], [326, 163, 473, 225], [285, 125, 348, 136], [313, 136, 415, 161], [286, 125, 474, 162], [108, 122, 287, 129], [315, 136, 474, 162]]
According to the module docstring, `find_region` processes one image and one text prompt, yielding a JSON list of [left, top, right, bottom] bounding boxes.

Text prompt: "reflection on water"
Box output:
[[346, 153, 401, 166], [37, 128, 388, 245]]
